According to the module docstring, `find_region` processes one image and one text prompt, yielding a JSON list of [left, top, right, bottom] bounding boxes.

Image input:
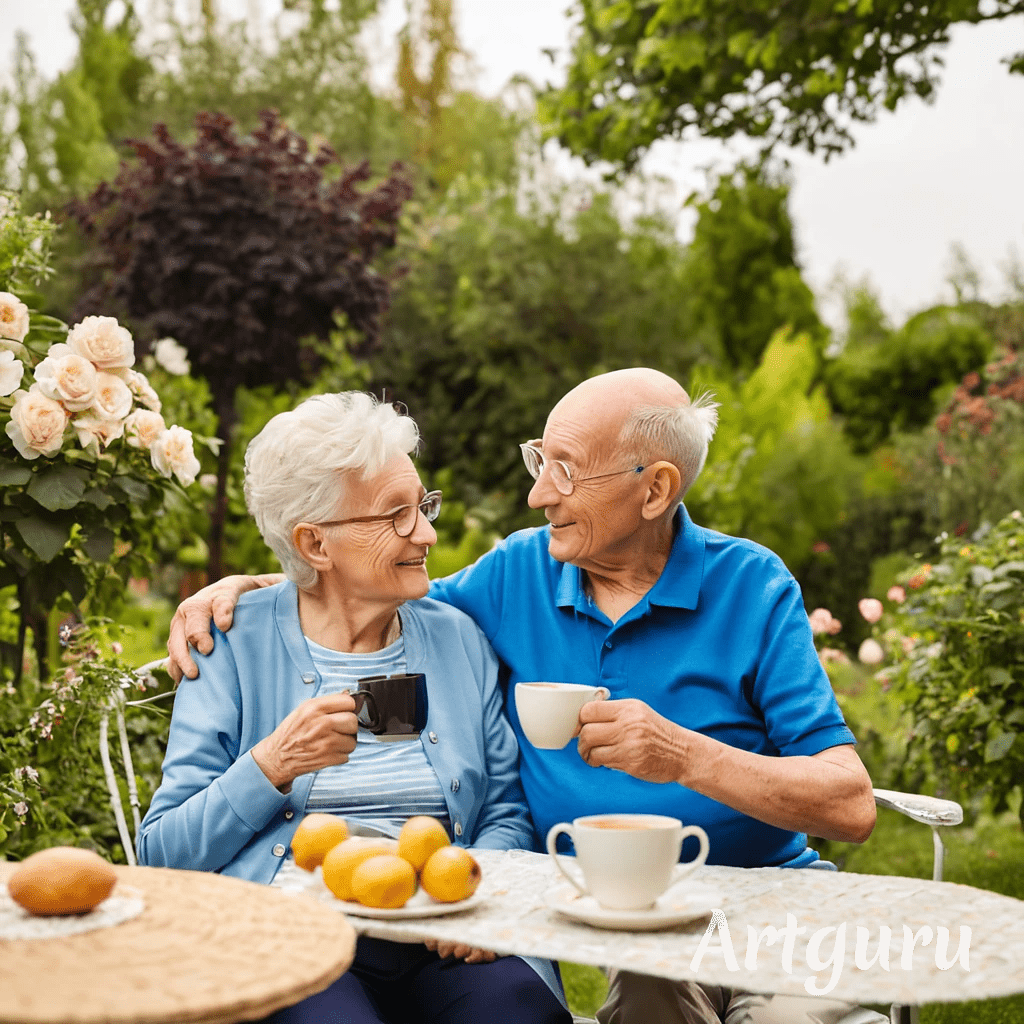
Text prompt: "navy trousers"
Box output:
[[264, 936, 571, 1024]]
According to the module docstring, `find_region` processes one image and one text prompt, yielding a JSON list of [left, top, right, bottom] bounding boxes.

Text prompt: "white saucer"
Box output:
[[543, 882, 722, 931]]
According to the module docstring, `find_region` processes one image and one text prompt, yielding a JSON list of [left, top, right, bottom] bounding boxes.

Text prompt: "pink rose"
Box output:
[[808, 608, 834, 635], [858, 639, 884, 665], [858, 598, 884, 623], [886, 586, 906, 604]]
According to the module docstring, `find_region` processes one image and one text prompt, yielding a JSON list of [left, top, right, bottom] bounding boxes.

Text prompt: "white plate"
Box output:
[[318, 883, 488, 920], [543, 881, 722, 932]]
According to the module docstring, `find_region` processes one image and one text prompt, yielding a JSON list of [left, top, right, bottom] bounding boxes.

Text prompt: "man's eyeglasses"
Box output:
[[520, 442, 644, 497], [315, 490, 443, 538]]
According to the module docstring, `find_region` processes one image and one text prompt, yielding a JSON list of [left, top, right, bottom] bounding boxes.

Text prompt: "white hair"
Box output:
[[244, 392, 420, 588], [619, 391, 720, 502]]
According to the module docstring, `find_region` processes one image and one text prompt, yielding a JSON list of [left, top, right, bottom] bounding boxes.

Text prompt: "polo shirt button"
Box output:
[[454, 822, 463, 837], [428, 731, 438, 743], [604, 641, 612, 649], [451, 778, 459, 793], [272, 843, 286, 857], [284, 810, 294, 820]]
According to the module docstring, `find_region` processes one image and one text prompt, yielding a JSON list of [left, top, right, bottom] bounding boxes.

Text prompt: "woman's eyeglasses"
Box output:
[[316, 490, 443, 538]]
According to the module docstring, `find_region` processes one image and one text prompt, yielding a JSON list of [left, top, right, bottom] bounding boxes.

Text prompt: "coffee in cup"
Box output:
[[514, 682, 610, 750], [546, 814, 710, 911]]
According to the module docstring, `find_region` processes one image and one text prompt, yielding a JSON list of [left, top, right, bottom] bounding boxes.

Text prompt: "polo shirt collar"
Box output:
[[553, 504, 705, 614]]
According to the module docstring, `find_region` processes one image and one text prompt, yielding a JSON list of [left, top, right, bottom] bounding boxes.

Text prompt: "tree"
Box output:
[[372, 179, 711, 533], [68, 110, 412, 578], [824, 305, 992, 452], [538, 0, 1024, 171], [686, 164, 823, 371]]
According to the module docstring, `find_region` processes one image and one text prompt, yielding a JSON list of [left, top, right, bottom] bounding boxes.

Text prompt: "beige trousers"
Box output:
[[595, 970, 889, 1024]]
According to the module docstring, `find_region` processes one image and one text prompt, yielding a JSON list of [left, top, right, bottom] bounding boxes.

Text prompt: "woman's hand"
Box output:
[[422, 938, 497, 964], [167, 574, 283, 682], [250, 692, 359, 790]]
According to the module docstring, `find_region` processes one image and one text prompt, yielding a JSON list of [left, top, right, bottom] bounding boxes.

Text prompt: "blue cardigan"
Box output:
[[138, 583, 564, 1005], [138, 582, 535, 879]]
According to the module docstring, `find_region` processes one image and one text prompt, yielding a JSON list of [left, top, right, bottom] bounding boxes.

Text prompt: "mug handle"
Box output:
[[352, 689, 382, 732], [593, 687, 610, 701], [672, 825, 711, 882], [546, 823, 589, 898]]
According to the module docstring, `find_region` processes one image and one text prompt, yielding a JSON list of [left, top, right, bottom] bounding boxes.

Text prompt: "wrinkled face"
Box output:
[[527, 405, 646, 568], [320, 453, 436, 603]]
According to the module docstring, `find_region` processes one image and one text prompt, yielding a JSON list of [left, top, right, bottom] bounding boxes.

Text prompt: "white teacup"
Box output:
[[546, 814, 710, 911], [514, 682, 610, 750]]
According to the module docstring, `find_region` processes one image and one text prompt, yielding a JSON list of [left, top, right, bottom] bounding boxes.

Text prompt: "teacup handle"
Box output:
[[673, 825, 711, 881], [546, 823, 589, 898], [352, 689, 382, 732]]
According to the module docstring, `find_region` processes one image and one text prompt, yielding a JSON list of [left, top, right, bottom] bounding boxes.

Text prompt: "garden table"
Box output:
[[278, 848, 1024, 1009], [0, 862, 356, 1024]]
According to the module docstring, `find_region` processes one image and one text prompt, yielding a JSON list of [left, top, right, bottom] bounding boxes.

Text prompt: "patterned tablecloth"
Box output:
[[276, 848, 1024, 1008]]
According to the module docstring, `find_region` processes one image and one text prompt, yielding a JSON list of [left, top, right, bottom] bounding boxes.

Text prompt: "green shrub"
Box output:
[[871, 510, 1024, 821]]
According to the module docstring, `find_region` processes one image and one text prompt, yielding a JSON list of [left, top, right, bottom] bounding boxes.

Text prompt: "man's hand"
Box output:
[[167, 574, 283, 682], [422, 938, 497, 964], [576, 698, 689, 784], [250, 693, 359, 790]]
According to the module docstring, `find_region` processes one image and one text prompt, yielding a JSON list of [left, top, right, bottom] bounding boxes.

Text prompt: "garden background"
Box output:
[[1, 2, 1023, 1020]]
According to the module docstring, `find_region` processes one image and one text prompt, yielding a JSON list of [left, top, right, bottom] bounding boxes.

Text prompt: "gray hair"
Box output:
[[244, 392, 420, 588], [618, 391, 720, 503]]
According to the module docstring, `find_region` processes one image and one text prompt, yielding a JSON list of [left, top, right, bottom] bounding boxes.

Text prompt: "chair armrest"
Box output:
[[873, 788, 963, 827]]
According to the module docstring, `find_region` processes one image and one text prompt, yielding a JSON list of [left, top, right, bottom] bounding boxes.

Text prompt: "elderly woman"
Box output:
[[137, 393, 568, 1024]]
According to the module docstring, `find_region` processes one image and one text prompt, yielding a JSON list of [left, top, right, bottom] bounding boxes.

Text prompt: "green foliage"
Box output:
[[0, 619, 174, 862], [869, 511, 1024, 821], [687, 165, 824, 371], [539, 0, 1024, 170], [373, 178, 711, 533], [825, 304, 993, 452], [686, 328, 861, 570]]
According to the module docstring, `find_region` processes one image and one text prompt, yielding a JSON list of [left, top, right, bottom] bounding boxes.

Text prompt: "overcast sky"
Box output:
[[4, 0, 1024, 331]]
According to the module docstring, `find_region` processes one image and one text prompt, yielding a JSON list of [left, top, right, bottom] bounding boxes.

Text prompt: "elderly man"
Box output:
[[168, 369, 881, 1024]]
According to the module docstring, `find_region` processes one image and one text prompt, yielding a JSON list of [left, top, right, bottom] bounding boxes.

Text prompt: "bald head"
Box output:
[[553, 368, 691, 435], [548, 368, 718, 501]]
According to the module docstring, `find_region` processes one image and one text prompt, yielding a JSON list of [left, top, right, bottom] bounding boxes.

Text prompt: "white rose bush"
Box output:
[[0, 194, 204, 691]]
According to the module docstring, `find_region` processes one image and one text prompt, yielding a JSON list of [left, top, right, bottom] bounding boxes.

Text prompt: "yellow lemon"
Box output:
[[290, 813, 350, 872], [350, 854, 417, 909], [322, 837, 395, 901], [420, 847, 481, 903], [397, 816, 450, 872], [8, 847, 117, 916]]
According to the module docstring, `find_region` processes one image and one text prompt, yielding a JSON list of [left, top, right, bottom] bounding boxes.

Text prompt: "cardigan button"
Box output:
[[272, 844, 286, 857], [450, 778, 459, 793], [428, 732, 438, 743], [453, 822, 463, 837], [284, 810, 294, 820], [301, 673, 315, 684]]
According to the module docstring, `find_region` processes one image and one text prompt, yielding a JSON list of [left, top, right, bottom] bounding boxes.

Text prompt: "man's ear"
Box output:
[[293, 523, 333, 573], [641, 461, 682, 520]]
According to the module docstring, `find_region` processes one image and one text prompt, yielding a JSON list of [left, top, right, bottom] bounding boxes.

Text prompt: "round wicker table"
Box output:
[[0, 863, 357, 1024]]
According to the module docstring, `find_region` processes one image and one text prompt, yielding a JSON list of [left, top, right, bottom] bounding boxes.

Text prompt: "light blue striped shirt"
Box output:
[[302, 634, 451, 840]]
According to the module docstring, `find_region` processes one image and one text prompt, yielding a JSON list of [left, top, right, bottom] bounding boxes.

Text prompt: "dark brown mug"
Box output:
[[352, 673, 428, 741]]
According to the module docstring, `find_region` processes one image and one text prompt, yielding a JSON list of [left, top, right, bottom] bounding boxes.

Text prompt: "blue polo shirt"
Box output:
[[429, 505, 855, 869]]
